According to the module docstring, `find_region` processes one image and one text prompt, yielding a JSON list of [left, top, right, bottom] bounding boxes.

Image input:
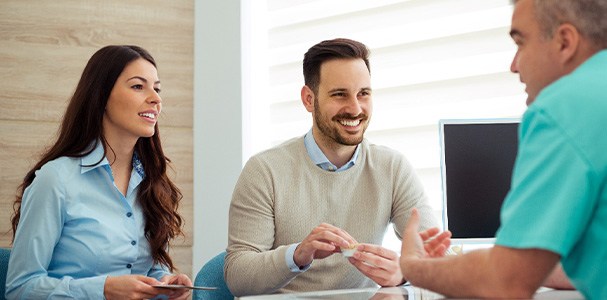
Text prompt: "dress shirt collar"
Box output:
[[80, 141, 110, 174], [303, 128, 360, 172], [80, 140, 145, 180]]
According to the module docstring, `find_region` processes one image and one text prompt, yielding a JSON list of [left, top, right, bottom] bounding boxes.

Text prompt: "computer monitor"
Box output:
[[439, 119, 520, 243]]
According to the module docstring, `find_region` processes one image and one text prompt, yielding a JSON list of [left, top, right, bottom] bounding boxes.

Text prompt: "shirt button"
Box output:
[[131, 240, 136, 246], [126, 264, 132, 269], [126, 212, 133, 217]]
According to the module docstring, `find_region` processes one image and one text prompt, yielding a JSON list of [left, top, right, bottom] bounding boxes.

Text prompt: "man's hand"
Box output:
[[294, 223, 357, 268], [420, 227, 452, 258], [159, 274, 193, 300], [348, 244, 404, 286], [400, 208, 451, 283], [401, 208, 451, 261]]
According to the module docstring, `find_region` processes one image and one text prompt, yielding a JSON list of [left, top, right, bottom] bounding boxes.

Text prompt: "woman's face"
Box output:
[[102, 58, 161, 144]]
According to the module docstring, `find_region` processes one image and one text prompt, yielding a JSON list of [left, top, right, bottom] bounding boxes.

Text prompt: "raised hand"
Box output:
[[401, 208, 451, 261], [420, 227, 452, 258]]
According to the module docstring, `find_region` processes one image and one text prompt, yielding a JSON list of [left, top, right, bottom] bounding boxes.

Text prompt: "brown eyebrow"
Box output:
[[328, 88, 348, 93], [328, 87, 372, 94], [128, 76, 161, 85]]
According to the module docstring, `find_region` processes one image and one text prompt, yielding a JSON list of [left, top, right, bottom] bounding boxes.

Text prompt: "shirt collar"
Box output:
[[304, 128, 360, 172], [80, 141, 145, 179], [80, 141, 110, 174]]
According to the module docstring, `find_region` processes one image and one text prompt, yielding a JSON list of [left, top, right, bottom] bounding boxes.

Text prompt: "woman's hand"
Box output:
[[103, 274, 163, 300], [159, 274, 193, 300]]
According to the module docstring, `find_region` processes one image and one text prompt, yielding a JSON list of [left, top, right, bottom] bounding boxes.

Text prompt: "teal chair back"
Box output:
[[193, 251, 233, 300], [1, 248, 11, 300]]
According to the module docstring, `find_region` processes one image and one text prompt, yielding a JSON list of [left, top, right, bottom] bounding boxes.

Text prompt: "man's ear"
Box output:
[[301, 85, 314, 113], [555, 23, 580, 65]]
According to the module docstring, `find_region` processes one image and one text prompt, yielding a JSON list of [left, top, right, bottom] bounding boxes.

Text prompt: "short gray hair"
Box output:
[[511, 0, 607, 49]]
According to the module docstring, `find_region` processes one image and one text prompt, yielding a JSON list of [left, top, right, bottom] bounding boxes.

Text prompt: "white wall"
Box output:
[[193, 0, 243, 275]]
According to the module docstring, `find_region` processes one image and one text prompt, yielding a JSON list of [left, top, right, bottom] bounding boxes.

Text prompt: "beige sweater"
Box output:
[[225, 137, 437, 297]]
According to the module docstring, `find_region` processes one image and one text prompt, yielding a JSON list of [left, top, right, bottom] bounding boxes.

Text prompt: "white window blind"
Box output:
[[243, 0, 527, 252]]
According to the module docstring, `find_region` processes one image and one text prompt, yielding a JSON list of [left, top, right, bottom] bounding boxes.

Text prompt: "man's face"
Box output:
[[510, 0, 563, 105], [312, 58, 372, 148]]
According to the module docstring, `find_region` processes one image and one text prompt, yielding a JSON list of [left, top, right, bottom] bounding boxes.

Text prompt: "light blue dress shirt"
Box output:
[[303, 129, 360, 172], [284, 129, 360, 272], [6, 141, 170, 299]]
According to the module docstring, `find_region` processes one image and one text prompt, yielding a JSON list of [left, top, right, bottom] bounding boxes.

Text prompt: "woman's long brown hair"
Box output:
[[11, 45, 183, 271]]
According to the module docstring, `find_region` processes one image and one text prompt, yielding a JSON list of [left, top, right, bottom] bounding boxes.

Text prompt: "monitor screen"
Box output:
[[439, 119, 519, 243]]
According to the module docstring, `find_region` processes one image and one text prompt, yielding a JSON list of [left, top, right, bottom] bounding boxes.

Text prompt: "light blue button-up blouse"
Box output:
[[6, 141, 170, 299]]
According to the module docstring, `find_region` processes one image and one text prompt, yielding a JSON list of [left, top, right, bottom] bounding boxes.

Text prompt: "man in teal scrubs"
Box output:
[[399, 0, 607, 299]]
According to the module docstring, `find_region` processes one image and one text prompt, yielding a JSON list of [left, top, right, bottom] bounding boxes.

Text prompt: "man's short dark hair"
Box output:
[[303, 38, 370, 95]]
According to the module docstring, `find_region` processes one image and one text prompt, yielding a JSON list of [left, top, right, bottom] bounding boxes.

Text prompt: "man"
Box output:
[[225, 38, 442, 296], [400, 0, 607, 299]]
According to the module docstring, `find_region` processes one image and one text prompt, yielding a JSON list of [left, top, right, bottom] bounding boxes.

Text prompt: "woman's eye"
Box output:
[[154, 88, 161, 93], [131, 84, 143, 90]]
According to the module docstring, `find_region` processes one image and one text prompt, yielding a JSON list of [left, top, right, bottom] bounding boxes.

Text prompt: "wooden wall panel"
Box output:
[[0, 0, 194, 276], [0, 120, 58, 246]]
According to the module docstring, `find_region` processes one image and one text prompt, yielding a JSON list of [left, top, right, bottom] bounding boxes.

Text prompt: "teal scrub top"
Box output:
[[495, 50, 607, 300]]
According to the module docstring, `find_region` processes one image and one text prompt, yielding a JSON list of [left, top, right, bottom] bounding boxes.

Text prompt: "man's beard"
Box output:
[[313, 98, 369, 146]]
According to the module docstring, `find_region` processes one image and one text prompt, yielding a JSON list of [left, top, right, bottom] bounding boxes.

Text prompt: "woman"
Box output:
[[6, 45, 191, 300]]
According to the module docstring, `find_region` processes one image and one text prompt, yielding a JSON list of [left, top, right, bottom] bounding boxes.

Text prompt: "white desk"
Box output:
[[240, 286, 426, 300], [240, 286, 584, 300]]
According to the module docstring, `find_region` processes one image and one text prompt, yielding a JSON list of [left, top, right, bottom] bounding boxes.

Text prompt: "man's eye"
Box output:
[[513, 39, 523, 47]]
